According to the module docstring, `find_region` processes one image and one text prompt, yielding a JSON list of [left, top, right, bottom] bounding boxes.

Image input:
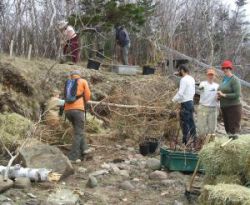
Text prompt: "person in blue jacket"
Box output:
[[115, 25, 130, 65]]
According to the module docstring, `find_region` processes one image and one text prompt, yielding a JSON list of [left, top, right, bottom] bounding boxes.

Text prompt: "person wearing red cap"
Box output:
[[197, 68, 219, 140], [218, 60, 242, 135]]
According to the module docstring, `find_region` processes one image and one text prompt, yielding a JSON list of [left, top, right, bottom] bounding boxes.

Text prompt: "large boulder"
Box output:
[[0, 179, 14, 193], [19, 140, 74, 179]]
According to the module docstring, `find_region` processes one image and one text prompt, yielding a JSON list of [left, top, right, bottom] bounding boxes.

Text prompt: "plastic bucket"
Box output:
[[148, 138, 159, 153], [145, 137, 159, 153], [139, 142, 150, 156], [87, 59, 101, 70], [143, 66, 155, 75]]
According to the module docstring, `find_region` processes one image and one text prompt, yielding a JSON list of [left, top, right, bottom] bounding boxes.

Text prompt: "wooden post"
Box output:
[[28, 44, 32, 60], [9, 40, 14, 58]]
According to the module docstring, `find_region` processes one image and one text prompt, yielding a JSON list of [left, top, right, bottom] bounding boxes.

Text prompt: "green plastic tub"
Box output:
[[160, 147, 200, 172]]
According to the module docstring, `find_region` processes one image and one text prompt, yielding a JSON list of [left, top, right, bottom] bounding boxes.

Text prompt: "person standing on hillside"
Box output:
[[196, 68, 219, 144], [64, 70, 91, 161], [115, 25, 130, 65], [217, 60, 242, 136], [58, 20, 80, 63], [172, 65, 196, 145]]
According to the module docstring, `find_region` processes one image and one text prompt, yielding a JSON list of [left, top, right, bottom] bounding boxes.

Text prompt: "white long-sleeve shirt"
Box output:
[[172, 75, 195, 103], [199, 81, 219, 107]]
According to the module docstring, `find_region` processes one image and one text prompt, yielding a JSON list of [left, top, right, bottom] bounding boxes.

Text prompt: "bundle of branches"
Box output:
[[199, 184, 250, 205], [199, 135, 250, 186], [0, 113, 32, 153], [38, 113, 105, 145], [91, 76, 180, 142]]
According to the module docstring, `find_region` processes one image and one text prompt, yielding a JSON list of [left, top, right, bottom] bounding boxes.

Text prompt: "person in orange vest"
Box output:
[[64, 70, 91, 161], [58, 20, 80, 63]]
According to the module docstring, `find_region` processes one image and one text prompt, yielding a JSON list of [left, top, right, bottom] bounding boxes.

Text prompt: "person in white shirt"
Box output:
[[58, 20, 79, 63], [197, 68, 219, 137], [172, 65, 196, 145]]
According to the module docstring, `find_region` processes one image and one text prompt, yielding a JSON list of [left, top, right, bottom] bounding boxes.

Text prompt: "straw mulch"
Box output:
[[199, 135, 250, 186], [199, 184, 250, 205]]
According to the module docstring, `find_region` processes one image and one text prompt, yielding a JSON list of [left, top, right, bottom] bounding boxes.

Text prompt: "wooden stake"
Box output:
[[9, 40, 14, 58], [28, 44, 32, 60]]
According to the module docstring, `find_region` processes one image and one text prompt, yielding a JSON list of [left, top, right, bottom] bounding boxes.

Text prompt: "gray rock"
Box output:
[[0, 179, 14, 193], [14, 177, 31, 189], [146, 158, 161, 170], [149, 171, 168, 180], [75, 159, 81, 164], [86, 176, 98, 188], [90, 169, 109, 176], [169, 172, 190, 184], [0, 195, 12, 203], [27, 193, 37, 199], [115, 145, 122, 149], [127, 147, 135, 152], [78, 167, 87, 174], [161, 179, 180, 187], [47, 189, 80, 205], [120, 181, 135, 190], [174, 200, 184, 205], [118, 170, 130, 178], [19, 140, 74, 179]]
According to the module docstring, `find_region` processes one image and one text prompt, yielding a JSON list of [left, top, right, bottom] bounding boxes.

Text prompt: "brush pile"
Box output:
[[199, 184, 250, 205], [91, 75, 180, 141], [38, 113, 105, 145]]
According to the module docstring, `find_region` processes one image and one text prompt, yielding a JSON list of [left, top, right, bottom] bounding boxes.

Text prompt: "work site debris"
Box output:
[[199, 135, 250, 186], [199, 184, 250, 205], [0, 165, 52, 182], [0, 113, 32, 152], [18, 140, 74, 179]]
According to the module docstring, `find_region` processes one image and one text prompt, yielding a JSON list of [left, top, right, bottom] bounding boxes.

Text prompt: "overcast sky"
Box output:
[[223, 0, 250, 20]]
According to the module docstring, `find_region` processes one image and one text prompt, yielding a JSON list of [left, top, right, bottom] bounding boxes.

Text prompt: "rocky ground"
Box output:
[[0, 138, 202, 205]]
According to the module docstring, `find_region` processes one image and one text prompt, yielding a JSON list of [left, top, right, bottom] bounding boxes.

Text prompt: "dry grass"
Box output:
[[0, 113, 32, 152], [199, 135, 250, 186], [199, 184, 250, 205]]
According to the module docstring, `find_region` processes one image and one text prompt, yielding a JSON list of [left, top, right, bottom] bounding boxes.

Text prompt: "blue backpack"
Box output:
[[64, 79, 83, 103]]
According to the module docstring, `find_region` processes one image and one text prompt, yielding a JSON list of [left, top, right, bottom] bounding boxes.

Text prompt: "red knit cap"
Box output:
[[221, 60, 234, 70]]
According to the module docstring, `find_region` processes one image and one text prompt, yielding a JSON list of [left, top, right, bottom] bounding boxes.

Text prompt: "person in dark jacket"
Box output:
[[217, 60, 242, 135], [115, 25, 130, 65]]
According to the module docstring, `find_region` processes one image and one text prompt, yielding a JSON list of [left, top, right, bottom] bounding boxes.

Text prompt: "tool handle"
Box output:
[[220, 138, 233, 148]]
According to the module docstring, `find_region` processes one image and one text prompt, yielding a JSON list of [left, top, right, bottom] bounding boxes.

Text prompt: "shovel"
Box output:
[[220, 135, 238, 148], [185, 134, 213, 198]]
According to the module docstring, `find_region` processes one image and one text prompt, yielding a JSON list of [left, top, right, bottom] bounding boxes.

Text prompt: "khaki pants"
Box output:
[[121, 43, 130, 65], [197, 105, 218, 136]]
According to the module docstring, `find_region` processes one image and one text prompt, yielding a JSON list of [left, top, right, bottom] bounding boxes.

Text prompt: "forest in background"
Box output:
[[0, 0, 249, 78]]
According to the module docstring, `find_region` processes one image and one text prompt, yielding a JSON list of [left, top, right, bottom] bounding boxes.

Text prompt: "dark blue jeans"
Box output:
[[180, 101, 197, 144]]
